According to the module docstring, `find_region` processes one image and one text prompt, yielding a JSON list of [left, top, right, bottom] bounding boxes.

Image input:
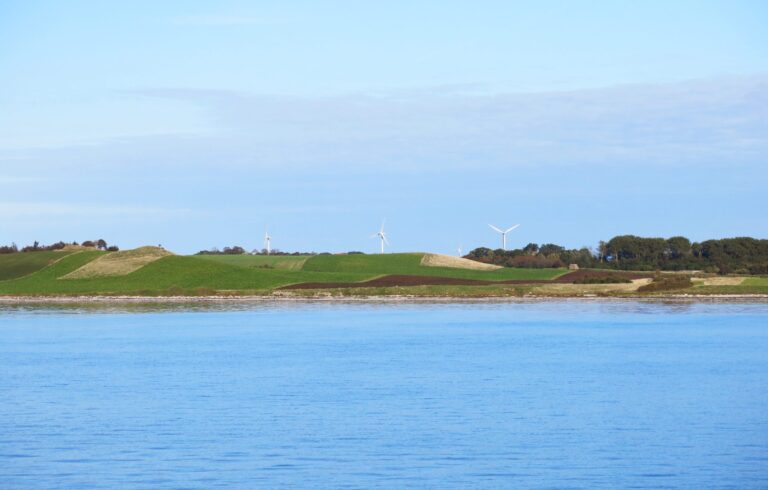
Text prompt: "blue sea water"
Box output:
[[1, 300, 767, 489]]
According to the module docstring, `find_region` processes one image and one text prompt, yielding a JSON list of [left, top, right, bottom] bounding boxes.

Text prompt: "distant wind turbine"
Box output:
[[264, 229, 272, 255], [371, 220, 389, 254], [457, 245, 463, 257], [489, 224, 520, 250]]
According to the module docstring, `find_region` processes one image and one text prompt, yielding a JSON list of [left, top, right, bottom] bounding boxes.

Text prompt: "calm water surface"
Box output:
[[1, 300, 767, 489]]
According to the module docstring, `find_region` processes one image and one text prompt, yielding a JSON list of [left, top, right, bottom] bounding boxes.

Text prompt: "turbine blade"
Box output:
[[383, 236, 390, 245], [504, 224, 520, 233], [380, 219, 386, 233], [488, 224, 503, 233]]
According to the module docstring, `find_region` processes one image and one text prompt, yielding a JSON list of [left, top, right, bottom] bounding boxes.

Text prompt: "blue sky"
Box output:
[[1, 0, 766, 254]]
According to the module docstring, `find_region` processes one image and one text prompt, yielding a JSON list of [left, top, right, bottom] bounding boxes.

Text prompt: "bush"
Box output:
[[197, 246, 246, 255], [749, 263, 768, 275], [637, 274, 693, 293], [510, 255, 563, 269], [0, 244, 18, 254], [573, 274, 632, 284]]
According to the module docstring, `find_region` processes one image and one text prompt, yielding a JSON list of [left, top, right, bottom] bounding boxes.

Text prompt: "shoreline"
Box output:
[[1, 293, 767, 304]]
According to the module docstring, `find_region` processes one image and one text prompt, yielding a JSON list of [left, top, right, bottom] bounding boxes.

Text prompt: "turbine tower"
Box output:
[[264, 229, 272, 255], [489, 224, 519, 250], [372, 220, 389, 254]]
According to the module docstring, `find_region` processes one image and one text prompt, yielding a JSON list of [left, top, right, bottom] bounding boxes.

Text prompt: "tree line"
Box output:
[[0, 239, 118, 254], [196, 246, 317, 256], [466, 236, 768, 274]]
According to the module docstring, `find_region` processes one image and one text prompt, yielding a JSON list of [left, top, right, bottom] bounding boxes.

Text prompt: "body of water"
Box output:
[[1, 300, 767, 488]]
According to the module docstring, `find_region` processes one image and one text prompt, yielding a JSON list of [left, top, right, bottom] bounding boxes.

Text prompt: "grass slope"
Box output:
[[196, 255, 310, 271], [0, 254, 374, 296], [744, 277, 768, 286], [63, 246, 172, 278], [0, 251, 75, 281], [303, 253, 566, 281], [11, 250, 762, 297], [690, 276, 768, 295]]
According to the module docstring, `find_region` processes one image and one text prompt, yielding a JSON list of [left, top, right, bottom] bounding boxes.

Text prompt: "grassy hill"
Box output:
[[3, 248, 760, 297], [0, 250, 565, 296], [0, 251, 74, 281], [690, 276, 768, 295], [0, 253, 374, 296], [303, 253, 565, 280], [196, 254, 310, 271]]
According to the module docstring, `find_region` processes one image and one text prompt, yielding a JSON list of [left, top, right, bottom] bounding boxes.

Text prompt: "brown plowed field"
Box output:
[[280, 270, 650, 290]]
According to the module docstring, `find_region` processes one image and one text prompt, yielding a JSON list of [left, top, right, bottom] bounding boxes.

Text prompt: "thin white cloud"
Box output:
[[0, 202, 191, 218], [0, 176, 40, 184], [171, 14, 285, 26], [125, 75, 768, 168], [9, 75, 767, 172]]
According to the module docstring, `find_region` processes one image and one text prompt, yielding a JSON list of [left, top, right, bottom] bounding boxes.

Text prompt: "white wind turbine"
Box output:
[[489, 224, 520, 250], [264, 229, 272, 255], [371, 220, 389, 254]]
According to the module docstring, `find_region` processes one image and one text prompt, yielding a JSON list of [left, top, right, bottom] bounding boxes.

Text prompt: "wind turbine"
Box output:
[[457, 245, 463, 257], [264, 229, 272, 255], [489, 224, 520, 250], [371, 220, 389, 254]]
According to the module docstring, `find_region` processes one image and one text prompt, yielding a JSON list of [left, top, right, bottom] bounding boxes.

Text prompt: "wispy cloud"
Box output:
[[0, 202, 191, 218], [0, 176, 40, 184], [171, 14, 285, 26], [8, 76, 767, 173], [125, 76, 768, 168]]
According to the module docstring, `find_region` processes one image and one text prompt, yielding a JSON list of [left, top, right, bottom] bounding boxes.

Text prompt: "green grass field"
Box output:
[[196, 254, 310, 270], [303, 253, 566, 280], [0, 253, 374, 296], [0, 251, 74, 281], [744, 277, 768, 287], [691, 276, 768, 295], [1, 250, 765, 297]]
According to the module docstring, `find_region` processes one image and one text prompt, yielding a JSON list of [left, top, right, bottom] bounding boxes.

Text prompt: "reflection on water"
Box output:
[[1, 300, 767, 488], [1, 297, 766, 315]]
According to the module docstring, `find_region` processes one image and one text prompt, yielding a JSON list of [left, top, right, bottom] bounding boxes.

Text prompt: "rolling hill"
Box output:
[[3, 248, 751, 297], [0, 250, 75, 281]]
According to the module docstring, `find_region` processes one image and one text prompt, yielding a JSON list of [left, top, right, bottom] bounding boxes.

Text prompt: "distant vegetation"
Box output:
[[196, 246, 317, 256], [467, 236, 768, 274], [572, 273, 632, 285], [196, 246, 250, 255], [0, 246, 765, 297], [637, 274, 693, 293], [302, 253, 564, 281], [0, 239, 118, 253], [3, 235, 766, 276]]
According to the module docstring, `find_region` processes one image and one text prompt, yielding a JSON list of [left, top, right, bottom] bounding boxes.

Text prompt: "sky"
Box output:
[[1, 0, 767, 254]]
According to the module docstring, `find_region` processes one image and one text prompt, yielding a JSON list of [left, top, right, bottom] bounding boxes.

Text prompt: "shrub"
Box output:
[[0, 244, 18, 254], [573, 274, 632, 284], [510, 255, 563, 269], [637, 274, 693, 293]]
